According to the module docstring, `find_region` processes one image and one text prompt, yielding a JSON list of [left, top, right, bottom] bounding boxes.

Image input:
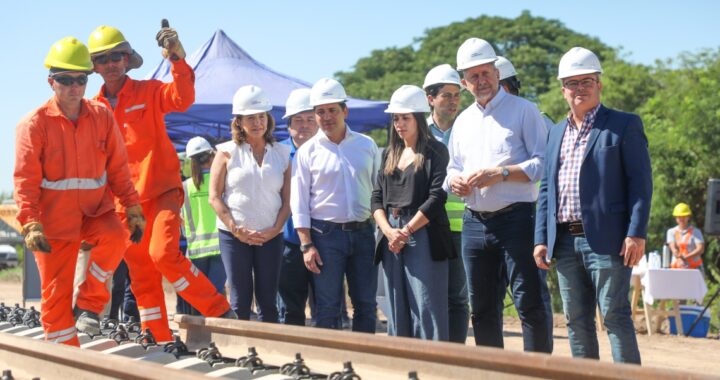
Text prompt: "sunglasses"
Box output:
[[52, 75, 88, 86], [93, 51, 126, 65]]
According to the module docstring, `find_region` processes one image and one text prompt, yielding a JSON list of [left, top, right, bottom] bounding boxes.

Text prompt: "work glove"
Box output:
[[126, 205, 146, 244], [22, 222, 51, 253], [156, 19, 186, 61]]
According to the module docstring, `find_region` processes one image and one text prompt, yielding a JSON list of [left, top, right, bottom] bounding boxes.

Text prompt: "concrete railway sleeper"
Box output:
[[0, 304, 714, 380]]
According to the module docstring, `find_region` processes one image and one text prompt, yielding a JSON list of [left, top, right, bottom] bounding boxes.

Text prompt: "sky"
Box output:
[[1, 0, 719, 194]]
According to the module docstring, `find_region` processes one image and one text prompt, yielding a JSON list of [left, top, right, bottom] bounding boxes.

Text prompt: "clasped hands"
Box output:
[[450, 167, 503, 196], [384, 226, 411, 254], [231, 224, 278, 246]]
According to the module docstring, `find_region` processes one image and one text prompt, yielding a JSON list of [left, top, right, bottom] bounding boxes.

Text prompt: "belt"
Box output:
[[324, 219, 372, 231], [558, 221, 585, 236], [467, 203, 522, 220], [388, 207, 418, 218]]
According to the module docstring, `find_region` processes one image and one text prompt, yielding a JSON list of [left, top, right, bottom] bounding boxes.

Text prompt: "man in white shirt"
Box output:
[[291, 78, 380, 333], [443, 38, 551, 352]]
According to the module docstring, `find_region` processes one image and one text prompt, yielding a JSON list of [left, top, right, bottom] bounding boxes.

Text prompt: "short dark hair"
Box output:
[[425, 83, 444, 98], [500, 76, 521, 96]]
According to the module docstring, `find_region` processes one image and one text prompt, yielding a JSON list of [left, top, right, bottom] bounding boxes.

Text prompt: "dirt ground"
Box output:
[[2, 280, 719, 377]]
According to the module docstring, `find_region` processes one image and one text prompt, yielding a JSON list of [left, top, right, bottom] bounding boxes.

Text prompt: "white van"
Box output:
[[0, 244, 18, 269]]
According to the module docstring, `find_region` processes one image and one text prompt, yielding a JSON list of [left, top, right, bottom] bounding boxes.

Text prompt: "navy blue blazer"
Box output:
[[534, 105, 652, 258]]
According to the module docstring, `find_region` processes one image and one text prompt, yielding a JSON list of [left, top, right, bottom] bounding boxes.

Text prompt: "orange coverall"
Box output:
[[92, 59, 230, 341], [14, 97, 139, 346]]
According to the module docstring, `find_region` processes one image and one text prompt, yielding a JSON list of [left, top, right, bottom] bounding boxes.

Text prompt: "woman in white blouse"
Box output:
[[209, 85, 291, 322]]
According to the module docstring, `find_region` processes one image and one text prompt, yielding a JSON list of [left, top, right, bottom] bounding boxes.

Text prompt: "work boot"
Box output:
[[74, 307, 101, 336], [219, 309, 238, 320]]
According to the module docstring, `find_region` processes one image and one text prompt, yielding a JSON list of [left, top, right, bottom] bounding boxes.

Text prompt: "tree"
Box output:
[[640, 49, 720, 280], [337, 11, 616, 102], [337, 11, 656, 122]]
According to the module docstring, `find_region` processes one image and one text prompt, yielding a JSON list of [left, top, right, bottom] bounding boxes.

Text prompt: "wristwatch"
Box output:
[[501, 167, 509, 181], [300, 242, 315, 253]]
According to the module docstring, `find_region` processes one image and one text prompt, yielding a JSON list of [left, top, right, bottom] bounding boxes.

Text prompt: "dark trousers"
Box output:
[[462, 203, 551, 353], [219, 230, 284, 322], [277, 241, 314, 325], [109, 260, 138, 321], [448, 232, 470, 343]]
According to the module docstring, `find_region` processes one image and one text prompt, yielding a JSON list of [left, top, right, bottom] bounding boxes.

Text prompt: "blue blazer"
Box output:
[[535, 105, 652, 258]]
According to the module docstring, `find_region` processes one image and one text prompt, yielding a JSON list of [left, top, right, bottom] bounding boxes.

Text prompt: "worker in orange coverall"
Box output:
[[14, 37, 145, 346], [82, 22, 234, 342]]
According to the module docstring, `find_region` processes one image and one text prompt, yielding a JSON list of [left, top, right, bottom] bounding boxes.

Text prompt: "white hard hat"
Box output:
[[385, 85, 431, 114], [310, 78, 347, 107], [283, 88, 313, 119], [456, 38, 498, 71], [422, 64, 461, 89], [557, 47, 603, 79], [495, 56, 517, 81], [232, 85, 272, 116], [185, 136, 213, 158]]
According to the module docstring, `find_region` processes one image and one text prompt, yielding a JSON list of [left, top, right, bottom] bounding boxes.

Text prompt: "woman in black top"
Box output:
[[371, 85, 455, 341]]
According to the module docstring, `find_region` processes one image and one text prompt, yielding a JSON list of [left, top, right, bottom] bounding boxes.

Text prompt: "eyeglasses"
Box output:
[[563, 78, 597, 90], [92, 51, 126, 65], [52, 75, 88, 86]]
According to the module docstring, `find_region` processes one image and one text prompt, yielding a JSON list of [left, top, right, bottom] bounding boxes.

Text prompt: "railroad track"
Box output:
[[0, 304, 715, 380]]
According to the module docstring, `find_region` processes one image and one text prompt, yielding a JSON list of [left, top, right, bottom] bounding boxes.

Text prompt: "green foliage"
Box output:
[[641, 49, 720, 280], [337, 11, 616, 104]]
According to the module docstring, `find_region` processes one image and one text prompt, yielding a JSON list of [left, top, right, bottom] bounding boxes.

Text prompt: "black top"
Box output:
[[371, 139, 456, 263], [371, 139, 449, 219]]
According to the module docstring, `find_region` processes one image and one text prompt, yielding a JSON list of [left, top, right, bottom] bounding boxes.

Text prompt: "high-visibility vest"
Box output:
[[671, 226, 703, 269], [182, 173, 220, 259], [446, 193, 464, 232]]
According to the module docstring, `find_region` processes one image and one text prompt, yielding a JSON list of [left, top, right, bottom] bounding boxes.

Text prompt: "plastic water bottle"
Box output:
[[649, 251, 661, 269]]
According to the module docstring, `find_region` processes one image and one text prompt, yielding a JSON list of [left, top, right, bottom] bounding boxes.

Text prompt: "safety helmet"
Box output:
[[422, 64, 461, 90], [673, 203, 692, 217], [495, 56, 517, 81], [557, 47, 602, 80], [87, 25, 143, 70], [310, 78, 347, 107], [385, 85, 431, 114], [185, 137, 213, 158], [283, 88, 313, 119], [44, 37, 94, 72], [456, 38, 497, 71], [232, 85, 272, 116]]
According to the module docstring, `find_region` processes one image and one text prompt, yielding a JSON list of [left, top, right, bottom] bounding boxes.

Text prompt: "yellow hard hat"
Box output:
[[87, 25, 128, 54], [673, 203, 692, 217], [44, 37, 93, 72], [87, 26, 143, 71]]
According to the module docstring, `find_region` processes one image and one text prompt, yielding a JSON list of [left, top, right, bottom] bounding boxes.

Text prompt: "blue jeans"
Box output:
[[219, 230, 284, 322], [383, 214, 448, 340], [554, 230, 641, 364], [462, 204, 551, 352], [448, 232, 470, 343], [277, 241, 314, 325], [310, 219, 377, 333]]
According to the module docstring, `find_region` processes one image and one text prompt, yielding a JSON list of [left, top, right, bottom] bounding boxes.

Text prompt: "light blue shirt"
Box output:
[[428, 115, 453, 145], [443, 88, 547, 212]]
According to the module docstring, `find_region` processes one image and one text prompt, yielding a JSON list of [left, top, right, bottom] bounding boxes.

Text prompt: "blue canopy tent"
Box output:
[[145, 30, 390, 150]]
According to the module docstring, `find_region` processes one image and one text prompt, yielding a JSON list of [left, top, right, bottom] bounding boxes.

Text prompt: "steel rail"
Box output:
[[177, 315, 716, 380]]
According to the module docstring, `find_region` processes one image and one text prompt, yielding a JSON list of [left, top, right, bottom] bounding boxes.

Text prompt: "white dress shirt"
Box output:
[[443, 88, 547, 212], [291, 125, 380, 228], [216, 140, 291, 231]]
